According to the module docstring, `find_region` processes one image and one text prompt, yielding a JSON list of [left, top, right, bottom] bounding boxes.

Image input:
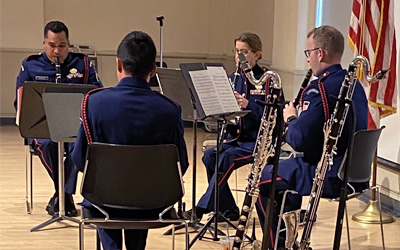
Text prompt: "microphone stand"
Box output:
[[156, 16, 164, 68]]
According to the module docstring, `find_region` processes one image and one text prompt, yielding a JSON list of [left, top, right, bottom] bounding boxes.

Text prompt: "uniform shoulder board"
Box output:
[[155, 91, 181, 108], [24, 53, 42, 62], [85, 87, 110, 97], [319, 71, 330, 82], [261, 66, 269, 72]]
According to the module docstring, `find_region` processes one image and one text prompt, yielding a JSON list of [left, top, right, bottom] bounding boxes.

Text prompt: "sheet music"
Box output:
[[188, 67, 240, 117], [207, 67, 240, 113], [189, 70, 222, 115]]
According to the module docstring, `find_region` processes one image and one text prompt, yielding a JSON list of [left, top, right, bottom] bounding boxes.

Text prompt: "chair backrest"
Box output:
[[338, 126, 384, 183], [80, 143, 184, 210]]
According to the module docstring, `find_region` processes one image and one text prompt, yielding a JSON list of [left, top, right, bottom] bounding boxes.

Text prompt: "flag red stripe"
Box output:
[[364, 1, 378, 49], [384, 39, 396, 106], [368, 109, 377, 129], [376, 0, 382, 11], [372, 0, 388, 75], [352, 0, 361, 18]]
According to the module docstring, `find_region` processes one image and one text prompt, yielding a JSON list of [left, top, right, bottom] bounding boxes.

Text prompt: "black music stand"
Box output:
[[180, 63, 253, 247], [18, 82, 95, 232], [259, 99, 284, 250], [156, 68, 207, 236]]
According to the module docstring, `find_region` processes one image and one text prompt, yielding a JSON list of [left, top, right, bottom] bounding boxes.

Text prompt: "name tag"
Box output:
[[35, 76, 49, 81]]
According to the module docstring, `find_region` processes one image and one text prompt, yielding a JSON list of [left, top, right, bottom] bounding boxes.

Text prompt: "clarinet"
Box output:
[[55, 56, 61, 83], [231, 63, 241, 91], [282, 69, 312, 143], [232, 51, 282, 250], [293, 68, 312, 107], [297, 56, 389, 250]]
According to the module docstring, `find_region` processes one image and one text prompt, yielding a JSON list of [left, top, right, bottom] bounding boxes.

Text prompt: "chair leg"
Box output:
[[345, 206, 351, 250], [235, 169, 238, 203], [374, 187, 386, 250], [25, 145, 33, 214], [171, 225, 175, 250], [274, 190, 298, 250], [96, 230, 101, 250], [185, 222, 189, 250], [79, 221, 85, 250]]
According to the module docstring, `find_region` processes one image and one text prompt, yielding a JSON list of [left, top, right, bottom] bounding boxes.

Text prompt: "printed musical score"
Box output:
[[188, 66, 240, 117]]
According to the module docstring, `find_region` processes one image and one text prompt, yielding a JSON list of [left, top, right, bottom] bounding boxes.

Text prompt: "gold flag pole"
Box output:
[[352, 149, 394, 223]]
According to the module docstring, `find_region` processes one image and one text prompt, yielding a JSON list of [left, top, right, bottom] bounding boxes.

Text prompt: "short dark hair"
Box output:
[[44, 21, 69, 39], [117, 31, 156, 79], [307, 25, 344, 61], [234, 32, 262, 59]]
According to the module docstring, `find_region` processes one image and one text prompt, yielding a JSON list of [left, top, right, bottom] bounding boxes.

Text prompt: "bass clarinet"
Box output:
[[232, 52, 283, 250], [284, 56, 388, 250]]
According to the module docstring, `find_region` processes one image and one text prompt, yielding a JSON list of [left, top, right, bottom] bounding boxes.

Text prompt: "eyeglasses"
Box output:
[[232, 48, 253, 55], [304, 48, 320, 58]]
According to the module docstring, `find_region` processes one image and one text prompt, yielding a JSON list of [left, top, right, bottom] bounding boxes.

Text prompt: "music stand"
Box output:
[[18, 82, 95, 232], [155, 67, 207, 236], [180, 63, 252, 247]]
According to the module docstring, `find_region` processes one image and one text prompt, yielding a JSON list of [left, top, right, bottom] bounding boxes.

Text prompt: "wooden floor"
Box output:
[[0, 125, 398, 250]]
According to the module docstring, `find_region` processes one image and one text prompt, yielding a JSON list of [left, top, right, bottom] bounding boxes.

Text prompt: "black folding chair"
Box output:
[[329, 126, 386, 250], [79, 143, 188, 250], [276, 127, 386, 250]]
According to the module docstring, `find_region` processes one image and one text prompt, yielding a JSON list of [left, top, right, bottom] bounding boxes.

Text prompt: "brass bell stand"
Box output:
[[352, 150, 394, 224]]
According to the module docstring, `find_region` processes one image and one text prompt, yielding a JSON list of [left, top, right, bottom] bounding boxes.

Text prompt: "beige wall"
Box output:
[[0, 0, 275, 117]]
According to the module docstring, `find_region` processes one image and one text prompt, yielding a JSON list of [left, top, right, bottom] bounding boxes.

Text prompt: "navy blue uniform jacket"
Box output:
[[15, 52, 102, 109], [71, 76, 189, 175], [276, 64, 368, 196]]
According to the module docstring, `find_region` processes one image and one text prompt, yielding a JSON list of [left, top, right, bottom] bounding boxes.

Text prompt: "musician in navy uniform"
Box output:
[[184, 32, 272, 221], [255, 26, 368, 249], [71, 31, 189, 250], [14, 21, 103, 217]]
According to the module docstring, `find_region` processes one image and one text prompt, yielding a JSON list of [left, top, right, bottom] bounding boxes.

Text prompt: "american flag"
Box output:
[[348, 0, 397, 129]]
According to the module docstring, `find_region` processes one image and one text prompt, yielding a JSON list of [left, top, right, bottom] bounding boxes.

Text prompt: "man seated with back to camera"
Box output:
[[255, 25, 368, 250], [71, 31, 189, 250], [184, 32, 284, 222], [14, 20, 103, 217]]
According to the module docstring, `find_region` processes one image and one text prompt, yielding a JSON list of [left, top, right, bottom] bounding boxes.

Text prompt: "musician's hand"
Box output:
[[283, 101, 298, 122], [234, 92, 248, 109]]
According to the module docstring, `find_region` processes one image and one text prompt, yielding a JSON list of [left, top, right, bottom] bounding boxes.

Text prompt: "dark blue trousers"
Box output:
[[34, 139, 78, 194], [255, 166, 302, 248], [79, 201, 166, 250], [198, 143, 254, 212], [97, 228, 148, 250]]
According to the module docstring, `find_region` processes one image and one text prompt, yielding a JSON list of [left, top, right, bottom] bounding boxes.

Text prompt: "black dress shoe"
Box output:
[[47, 193, 78, 217], [65, 194, 78, 217], [219, 207, 240, 222], [46, 192, 58, 214], [182, 206, 208, 221]]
